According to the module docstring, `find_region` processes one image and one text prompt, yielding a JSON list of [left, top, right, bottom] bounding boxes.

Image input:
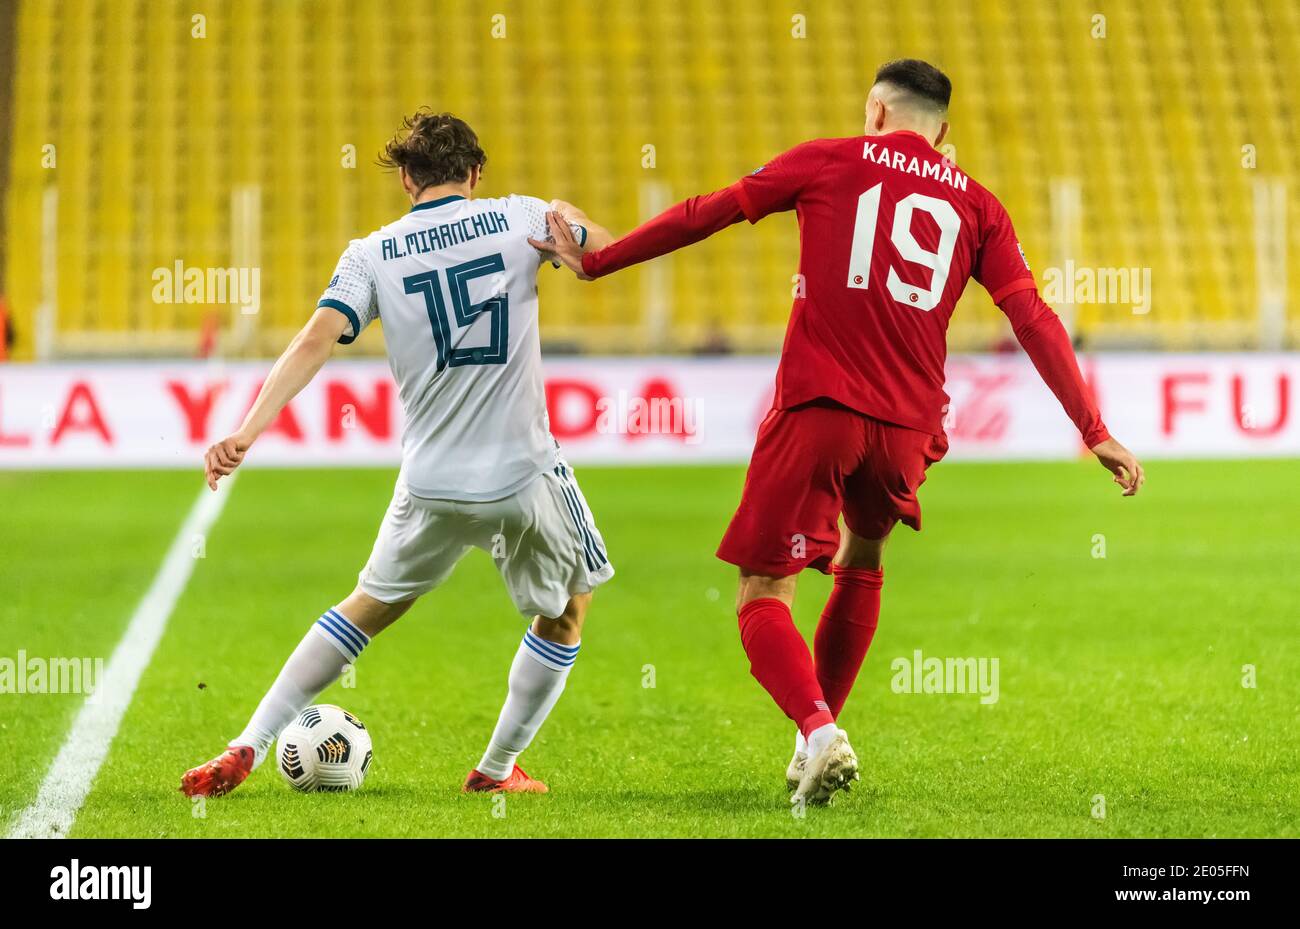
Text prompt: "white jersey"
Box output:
[[318, 194, 585, 501]]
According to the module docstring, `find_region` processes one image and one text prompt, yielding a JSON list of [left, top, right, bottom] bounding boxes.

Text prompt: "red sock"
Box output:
[[737, 598, 834, 737], [814, 565, 884, 719]]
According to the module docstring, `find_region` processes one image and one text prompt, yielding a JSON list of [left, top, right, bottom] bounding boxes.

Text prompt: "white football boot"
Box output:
[[786, 752, 807, 791], [786, 729, 808, 790], [790, 728, 859, 806]]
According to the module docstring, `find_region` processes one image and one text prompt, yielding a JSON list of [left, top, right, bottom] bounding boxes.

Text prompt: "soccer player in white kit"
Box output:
[[181, 111, 615, 798]]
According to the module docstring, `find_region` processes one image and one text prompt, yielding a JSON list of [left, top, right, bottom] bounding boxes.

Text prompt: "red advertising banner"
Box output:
[[0, 354, 1295, 468]]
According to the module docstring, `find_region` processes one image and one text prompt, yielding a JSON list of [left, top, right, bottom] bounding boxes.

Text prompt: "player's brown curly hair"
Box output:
[[378, 110, 487, 190]]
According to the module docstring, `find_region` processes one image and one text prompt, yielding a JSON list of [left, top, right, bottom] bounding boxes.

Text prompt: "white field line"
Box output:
[[7, 477, 236, 838]]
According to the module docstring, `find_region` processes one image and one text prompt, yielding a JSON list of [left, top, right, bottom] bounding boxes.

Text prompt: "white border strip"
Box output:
[[7, 478, 236, 838]]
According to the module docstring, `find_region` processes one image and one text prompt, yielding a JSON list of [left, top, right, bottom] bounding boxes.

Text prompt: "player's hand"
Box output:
[[528, 211, 592, 280], [525, 211, 561, 263], [1090, 436, 1144, 497], [204, 434, 250, 490]]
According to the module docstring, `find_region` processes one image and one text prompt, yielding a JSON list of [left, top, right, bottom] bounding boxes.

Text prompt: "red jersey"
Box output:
[[582, 130, 1106, 448], [730, 131, 1036, 436]]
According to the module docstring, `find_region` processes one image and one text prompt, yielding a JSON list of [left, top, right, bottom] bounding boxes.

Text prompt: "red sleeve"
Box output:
[[975, 196, 1037, 305], [581, 186, 745, 278], [1000, 289, 1109, 448], [582, 140, 828, 278], [730, 140, 829, 223]]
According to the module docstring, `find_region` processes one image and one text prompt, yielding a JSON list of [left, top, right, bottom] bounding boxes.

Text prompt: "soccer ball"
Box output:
[[276, 704, 373, 792]]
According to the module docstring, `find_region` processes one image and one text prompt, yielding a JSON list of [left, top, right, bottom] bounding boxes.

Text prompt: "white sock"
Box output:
[[233, 607, 370, 768], [806, 722, 840, 760], [795, 728, 808, 757], [477, 629, 579, 780]]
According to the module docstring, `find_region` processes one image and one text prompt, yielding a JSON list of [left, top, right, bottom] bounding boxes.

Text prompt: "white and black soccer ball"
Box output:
[[277, 704, 373, 792]]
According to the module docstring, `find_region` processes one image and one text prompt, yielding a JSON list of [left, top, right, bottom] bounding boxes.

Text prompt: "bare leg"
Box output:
[[335, 586, 418, 638], [832, 525, 888, 570], [736, 571, 798, 611]]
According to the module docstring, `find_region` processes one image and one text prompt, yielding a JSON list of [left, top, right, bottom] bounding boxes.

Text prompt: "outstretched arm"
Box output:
[[999, 288, 1144, 496], [531, 186, 747, 280], [534, 141, 823, 278], [583, 187, 746, 278], [203, 308, 348, 489]]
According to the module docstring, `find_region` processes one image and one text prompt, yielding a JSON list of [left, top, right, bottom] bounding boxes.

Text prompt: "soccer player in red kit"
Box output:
[[533, 59, 1144, 806]]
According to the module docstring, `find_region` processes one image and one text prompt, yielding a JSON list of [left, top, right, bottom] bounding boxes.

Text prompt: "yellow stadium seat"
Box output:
[[3, 0, 1296, 358]]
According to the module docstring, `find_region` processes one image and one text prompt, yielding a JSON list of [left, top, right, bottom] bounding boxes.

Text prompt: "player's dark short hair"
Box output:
[[378, 110, 487, 189], [873, 59, 951, 113]]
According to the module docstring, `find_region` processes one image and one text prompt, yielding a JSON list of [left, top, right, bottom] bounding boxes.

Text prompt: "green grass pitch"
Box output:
[[2, 459, 1297, 837]]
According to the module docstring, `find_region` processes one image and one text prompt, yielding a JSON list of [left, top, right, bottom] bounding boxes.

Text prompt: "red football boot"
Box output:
[[462, 764, 549, 794], [180, 745, 256, 798]]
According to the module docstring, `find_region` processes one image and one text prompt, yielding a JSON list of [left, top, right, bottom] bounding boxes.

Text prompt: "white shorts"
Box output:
[[358, 463, 614, 618]]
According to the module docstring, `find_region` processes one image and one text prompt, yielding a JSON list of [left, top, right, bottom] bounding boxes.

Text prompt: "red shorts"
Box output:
[[716, 400, 948, 577]]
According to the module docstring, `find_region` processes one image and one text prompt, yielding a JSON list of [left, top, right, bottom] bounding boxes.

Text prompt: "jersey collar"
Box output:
[[410, 194, 467, 212]]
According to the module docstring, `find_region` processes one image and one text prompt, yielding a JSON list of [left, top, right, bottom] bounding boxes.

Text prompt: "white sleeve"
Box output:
[[513, 196, 588, 251], [318, 240, 378, 344]]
